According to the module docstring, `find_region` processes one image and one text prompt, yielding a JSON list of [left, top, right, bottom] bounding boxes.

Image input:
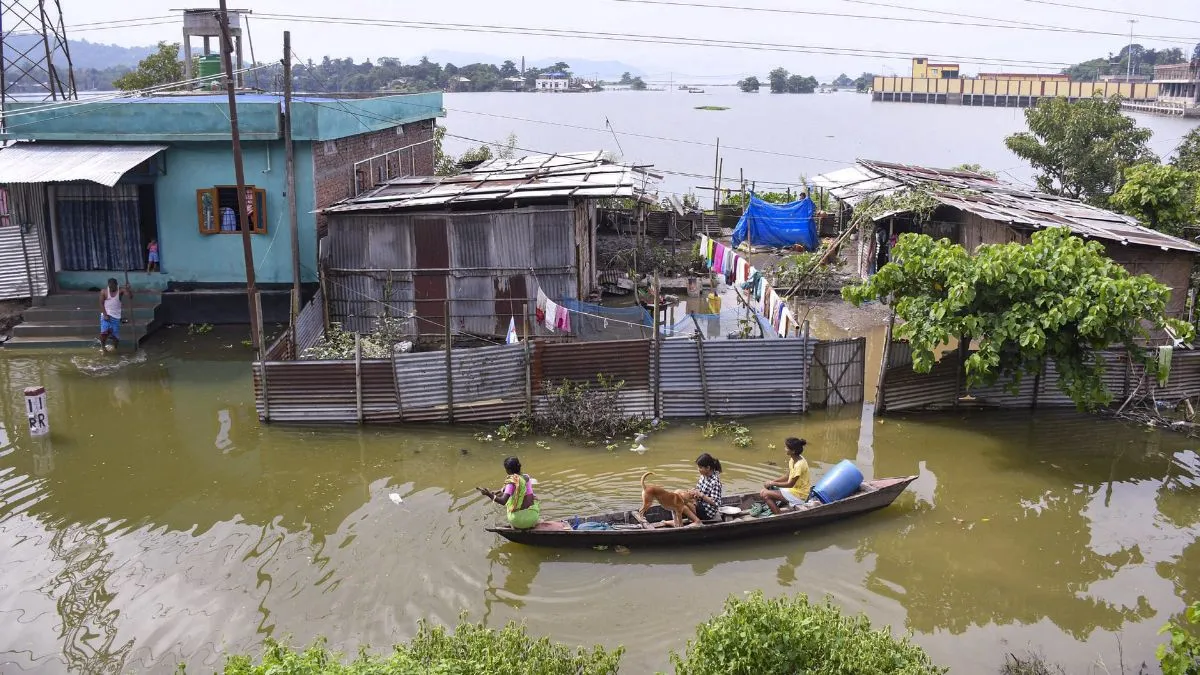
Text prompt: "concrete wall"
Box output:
[[54, 140, 318, 289]]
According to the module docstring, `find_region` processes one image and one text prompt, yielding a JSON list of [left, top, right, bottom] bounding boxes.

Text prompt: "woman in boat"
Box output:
[[759, 438, 813, 515], [479, 456, 541, 529], [688, 453, 724, 521]]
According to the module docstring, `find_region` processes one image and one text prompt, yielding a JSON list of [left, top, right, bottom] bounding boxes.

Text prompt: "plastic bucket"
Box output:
[[810, 459, 864, 504]]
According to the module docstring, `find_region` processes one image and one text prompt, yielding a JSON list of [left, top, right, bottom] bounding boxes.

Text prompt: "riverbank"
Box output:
[[0, 333, 1197, 672]]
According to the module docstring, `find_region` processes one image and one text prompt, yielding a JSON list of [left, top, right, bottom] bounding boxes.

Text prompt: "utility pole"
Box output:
[[216, 1, 262, 354], [283, 30, 300, 322], [1127, 19, 1138, 81]]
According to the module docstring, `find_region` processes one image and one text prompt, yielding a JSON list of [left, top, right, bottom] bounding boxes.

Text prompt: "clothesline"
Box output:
[[698, 233, 799, 338]]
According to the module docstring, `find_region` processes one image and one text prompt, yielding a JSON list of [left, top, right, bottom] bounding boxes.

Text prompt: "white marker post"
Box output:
[[25, 386, 49, 437]]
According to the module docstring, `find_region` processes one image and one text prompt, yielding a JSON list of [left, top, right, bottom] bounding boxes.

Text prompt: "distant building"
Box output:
[[1153, 62, 1200, 105], [878, 56, 1158, 108], [911, 58, 959, 79], [535, 72, 570, 91], [500, 76, 526, 91]]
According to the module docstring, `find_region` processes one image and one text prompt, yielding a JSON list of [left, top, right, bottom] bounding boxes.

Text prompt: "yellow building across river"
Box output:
[[873, 58, 1159, 107]]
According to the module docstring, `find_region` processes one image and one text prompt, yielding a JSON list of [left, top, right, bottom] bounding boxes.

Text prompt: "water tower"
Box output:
[[179, 8, 248, 88]]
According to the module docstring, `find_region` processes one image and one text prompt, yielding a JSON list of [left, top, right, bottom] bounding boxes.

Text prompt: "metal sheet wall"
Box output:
[[533, 339, 652, 391], [450, 344, 528, 422], [295, 289, 326, 355], [878, 343, 1200, 411], [659, 338, 812, 418], [809, 338, 866, 406], [0, 184, 50, 300], [324, 209, 578, 336]]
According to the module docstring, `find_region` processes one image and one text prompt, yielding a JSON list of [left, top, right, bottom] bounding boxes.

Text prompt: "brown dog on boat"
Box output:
[[640, 471, 703, 527]]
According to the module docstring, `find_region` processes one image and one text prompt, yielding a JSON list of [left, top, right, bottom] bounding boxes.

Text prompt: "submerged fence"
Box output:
[[254, 335, 862, 425], [879, 340, 1200, 412]]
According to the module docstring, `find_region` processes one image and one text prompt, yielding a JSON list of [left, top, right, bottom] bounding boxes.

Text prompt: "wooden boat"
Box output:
[[486, 476, 916, 548]]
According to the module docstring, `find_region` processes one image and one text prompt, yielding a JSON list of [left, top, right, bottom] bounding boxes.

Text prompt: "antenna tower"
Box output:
[[0, 0, 77, 111]]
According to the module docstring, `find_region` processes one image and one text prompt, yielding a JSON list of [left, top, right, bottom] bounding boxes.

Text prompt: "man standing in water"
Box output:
[[99, 278, 132, 353]]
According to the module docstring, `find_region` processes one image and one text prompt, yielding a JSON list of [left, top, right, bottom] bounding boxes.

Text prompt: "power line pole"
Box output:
[[216, 0, 261, 354], [1127, 18, 1138, 81], [283, 30, 300, 323]]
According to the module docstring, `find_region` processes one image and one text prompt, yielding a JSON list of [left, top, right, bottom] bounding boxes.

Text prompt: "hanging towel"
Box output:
[[712, 243, 725, 274], [506, 317, 519, 344], [536, 289, 549, 326], [555, 303, 572, 333], [544, 300, 559, 333], [722, 248, 735, 282]]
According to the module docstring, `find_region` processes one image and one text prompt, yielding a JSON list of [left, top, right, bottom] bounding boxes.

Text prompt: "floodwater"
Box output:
[[1, 327, 1199, 673], [441, 89, 1200, 197]]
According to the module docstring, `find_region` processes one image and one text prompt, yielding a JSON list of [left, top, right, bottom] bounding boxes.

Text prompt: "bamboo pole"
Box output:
[[444, 299, 455, 424], [354, 332, 363, 424], [523, 302, 532, 416], [691, 313, 713, 418], [875, 307, 895, 415]]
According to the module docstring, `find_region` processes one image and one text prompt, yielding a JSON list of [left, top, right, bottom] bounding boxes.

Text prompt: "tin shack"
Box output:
[[320, 151, 659, 337], [813, 159, 1200, 319]]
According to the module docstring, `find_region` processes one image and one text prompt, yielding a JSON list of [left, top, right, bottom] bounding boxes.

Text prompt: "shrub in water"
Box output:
[[670, 591, 946, 675], [219, 617, 622, 675]]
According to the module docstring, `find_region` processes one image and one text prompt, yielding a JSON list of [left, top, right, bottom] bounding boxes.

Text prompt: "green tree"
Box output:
[[1173, 128, 1200, 173], [854, 72, 875, 92], [112, 41, 183, 92], [618, 71, 633, 85], [550, 61, 571, 76], [768, 67, 788, 93], [950, 163, 998, 178], [629, 76, 647, 91], [1110, 162, 1200, 236], [786, 74, 818, 93], [843, 226, 1192, 410], [833, 73, 853, 87], [1004, 96, 1156, 206], [738, 75, 760, 92], [499, 60, 519, 77]]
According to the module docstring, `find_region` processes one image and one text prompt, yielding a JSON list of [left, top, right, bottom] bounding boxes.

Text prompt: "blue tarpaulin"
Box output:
[[731, 194, 818, 251]]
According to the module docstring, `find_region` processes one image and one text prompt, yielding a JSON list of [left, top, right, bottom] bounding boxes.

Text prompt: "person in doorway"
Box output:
[[478, 456, 541, 529], [759, 437, 812, 515], [98, 278, 132, 353], [688, 453, 724, 521], [146, 238, 159, 273]]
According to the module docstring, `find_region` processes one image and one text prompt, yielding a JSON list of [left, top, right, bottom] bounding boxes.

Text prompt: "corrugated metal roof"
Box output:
[[814, 159, 1200, 254], [326, 151, 658, 213], [0, 142, 167, 187]]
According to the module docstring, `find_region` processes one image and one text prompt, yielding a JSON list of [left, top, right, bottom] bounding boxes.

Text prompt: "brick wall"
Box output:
[[313, 118, 436, 236]]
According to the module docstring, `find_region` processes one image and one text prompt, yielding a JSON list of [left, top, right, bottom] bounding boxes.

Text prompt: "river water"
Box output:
[[441, 90, 1199, 198], [1, 328, 1198, 673]]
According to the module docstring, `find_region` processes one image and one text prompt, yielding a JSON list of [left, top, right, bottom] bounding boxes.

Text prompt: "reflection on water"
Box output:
[[0, 329, 1198, 673]]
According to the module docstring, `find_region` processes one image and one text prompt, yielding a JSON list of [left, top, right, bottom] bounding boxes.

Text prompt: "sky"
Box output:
[[55, 0, 1200, 81]]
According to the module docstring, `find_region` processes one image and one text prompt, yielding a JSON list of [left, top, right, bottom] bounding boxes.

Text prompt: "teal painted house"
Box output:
[[0, 92, 443, 322]]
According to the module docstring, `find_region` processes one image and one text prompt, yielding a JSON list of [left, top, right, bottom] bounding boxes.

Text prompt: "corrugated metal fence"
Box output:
[[253, 335, 863, 425], [880, 341, 1200, 411], [0, 184, 50, 301], [809, 338, 867, 406]]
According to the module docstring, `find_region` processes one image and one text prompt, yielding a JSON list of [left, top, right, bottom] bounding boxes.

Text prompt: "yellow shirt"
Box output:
[[786, 456, 811, 501]]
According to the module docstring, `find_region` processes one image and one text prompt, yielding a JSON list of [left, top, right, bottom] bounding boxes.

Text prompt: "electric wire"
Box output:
[[594, 0, 1200, 44], [253, 12, 1087, 69]]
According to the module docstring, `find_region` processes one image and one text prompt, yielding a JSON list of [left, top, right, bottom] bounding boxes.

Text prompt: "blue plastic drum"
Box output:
[[810, 459, 864, 504]]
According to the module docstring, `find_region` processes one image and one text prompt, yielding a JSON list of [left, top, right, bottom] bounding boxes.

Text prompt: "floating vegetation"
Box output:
[[694, 105, 729, 111]]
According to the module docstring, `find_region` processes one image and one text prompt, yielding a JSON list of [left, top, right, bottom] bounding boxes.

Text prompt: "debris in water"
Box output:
[[389, 493, 403, 504], [633, 433, 648, 445], [630, 444, 647, 453], [460, 448, 469, 455], [615, 545, 630, 555], [593, 545, 608, 551]]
